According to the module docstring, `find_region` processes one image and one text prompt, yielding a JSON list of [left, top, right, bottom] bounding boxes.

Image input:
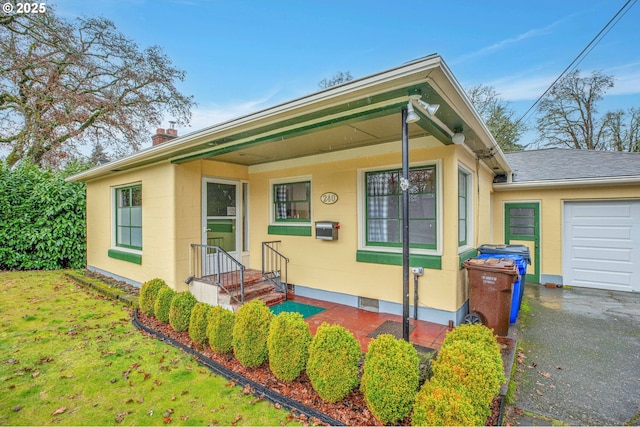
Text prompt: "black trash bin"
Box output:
[[463, 257, 519, 336]]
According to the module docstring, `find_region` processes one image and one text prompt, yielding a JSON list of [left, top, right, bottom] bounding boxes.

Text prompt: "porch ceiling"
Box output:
[[171, 81, 467, 167], [202, 112, 441, 166]]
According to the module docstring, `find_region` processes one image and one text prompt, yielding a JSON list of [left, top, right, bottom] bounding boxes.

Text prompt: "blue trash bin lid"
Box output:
[[477, 244, 531, 265]]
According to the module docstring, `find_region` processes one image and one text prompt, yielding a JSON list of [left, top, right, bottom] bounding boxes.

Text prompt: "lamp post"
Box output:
[[401, 107, 410, 342]]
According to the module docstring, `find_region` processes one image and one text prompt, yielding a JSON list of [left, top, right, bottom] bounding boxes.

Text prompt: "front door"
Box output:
[[203, 179, 242, 272], [505, 202, 540, 283]]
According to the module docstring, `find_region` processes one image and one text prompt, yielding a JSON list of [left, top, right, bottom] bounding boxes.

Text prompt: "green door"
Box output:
[[505, 202, 540, 283]]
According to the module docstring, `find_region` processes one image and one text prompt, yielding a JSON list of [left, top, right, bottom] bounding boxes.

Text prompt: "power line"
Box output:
[[515, 0, 637, 128], [492, 0, 637, 144]]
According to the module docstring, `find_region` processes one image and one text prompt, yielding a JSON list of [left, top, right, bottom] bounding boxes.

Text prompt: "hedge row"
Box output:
[[411, 323, 506, 426], [140, 279, 504, 425], [0, 161, 87, 270]]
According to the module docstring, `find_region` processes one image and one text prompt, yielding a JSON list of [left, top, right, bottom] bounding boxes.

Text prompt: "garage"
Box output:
[[563, 200, 640, 292]]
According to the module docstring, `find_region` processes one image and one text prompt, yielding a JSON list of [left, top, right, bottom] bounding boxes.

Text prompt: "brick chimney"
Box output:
[[152, 127, 178, 146]]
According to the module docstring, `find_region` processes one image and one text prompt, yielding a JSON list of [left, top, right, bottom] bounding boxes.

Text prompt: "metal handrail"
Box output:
[[190, 244, 245, 304], [262, 241, 289, 298]]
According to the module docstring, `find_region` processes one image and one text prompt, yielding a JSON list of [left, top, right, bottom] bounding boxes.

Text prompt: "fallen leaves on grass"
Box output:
[[115, 410, 132, 423], [51, 407, 66, 415]]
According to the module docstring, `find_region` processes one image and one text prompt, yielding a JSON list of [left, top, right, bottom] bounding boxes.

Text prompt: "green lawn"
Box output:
[[0, 271, 297, 426]]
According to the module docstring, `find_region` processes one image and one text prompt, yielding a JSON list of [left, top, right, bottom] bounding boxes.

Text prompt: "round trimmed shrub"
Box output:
[[169, 292, 198, 332], [306, 323, 361, 403], [189, 302, 211, 347], [432, 339, 505, 410], [441, 323, 498, 349], [207, 306, 235, 354], [232, 299, 273, 367], [361, 334, 419, 424], [411, 380, 485, 426], [154, 287, 176, 324], [139, 278, 167, 316], [267, 312, 311, 382]]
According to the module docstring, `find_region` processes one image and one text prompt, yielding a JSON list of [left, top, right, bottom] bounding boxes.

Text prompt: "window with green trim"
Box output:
[[365, 166, 436, 249], [458, 169, 470, 247], [273, 181, 310, 222], [115, 184, 142, 250]]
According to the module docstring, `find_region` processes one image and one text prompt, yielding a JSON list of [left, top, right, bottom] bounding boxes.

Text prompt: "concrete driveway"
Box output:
[[505, 284, 640, 426]]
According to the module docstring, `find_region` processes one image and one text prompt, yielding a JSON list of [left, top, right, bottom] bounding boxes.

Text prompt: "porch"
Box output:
[[286, 293, 450, 352], [187, 242, 449, 351]]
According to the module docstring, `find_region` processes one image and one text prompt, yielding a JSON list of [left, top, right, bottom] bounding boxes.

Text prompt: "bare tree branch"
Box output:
[[536, 70, 617, 151], [0, 1, 195, 168]]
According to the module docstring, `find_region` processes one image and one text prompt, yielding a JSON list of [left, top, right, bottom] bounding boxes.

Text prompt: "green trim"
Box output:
[[458, 169, 469, 246], [458, 248, 478, 269], [115, 184, 142, 251], [268, 225, 312, 236], [412, 108, 454, 145], [173, 102, 406, 164], [505, 202, 540, 283], [273, 181, 311, 223], [364, 165, 437, 250], [208, 222, 234, 233], [171, 82, 464, 165], [356, 250, 442, 269], [108, 249, 142, 265]]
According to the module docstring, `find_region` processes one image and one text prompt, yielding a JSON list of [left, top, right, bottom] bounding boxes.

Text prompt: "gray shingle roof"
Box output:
[[505, 148, 640, 182]]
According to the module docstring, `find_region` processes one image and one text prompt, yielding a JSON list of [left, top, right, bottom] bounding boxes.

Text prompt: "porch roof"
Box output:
[[67, 54, 511, 183]]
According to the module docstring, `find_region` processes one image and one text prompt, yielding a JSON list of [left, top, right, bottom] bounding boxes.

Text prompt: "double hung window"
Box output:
[[273, 181, 311, 222], [365, 165, 436, 249], [458, 169, 470, 247], [115, 185, 142, 250]]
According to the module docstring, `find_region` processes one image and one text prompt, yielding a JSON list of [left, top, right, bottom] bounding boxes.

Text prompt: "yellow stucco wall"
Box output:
[[86, 160, 249, 291], [492, 183, 640, 282], [86, 162, 177, 287], [85, 139, 495, 320], [246, 139, 492, 314], [173, 160, 249, 289]]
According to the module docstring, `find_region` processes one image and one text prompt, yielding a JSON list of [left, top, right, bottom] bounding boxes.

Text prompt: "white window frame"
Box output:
[[457, 164, 474, 253], [357, 160, 443, 256], [111, 182, 143, 255], [269, 175, 313, 226]]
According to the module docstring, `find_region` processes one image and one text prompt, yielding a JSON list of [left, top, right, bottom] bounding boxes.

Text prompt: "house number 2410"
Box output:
[[320, 192, 338, 205]]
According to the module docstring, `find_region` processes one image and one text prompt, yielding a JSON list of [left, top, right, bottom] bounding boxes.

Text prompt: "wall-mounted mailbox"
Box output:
[[315, 221, 339, 240]]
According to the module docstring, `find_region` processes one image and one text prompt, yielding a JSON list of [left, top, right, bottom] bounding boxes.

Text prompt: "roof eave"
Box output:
[[66, 54, 445, 183], [494, 175, 640, 190]]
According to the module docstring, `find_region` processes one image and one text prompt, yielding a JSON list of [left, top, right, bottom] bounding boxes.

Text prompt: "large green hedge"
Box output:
[[0, 161, 87, 270]]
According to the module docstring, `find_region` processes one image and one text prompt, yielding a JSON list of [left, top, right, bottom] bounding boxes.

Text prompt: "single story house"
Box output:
[[67, 54, 640, 327]]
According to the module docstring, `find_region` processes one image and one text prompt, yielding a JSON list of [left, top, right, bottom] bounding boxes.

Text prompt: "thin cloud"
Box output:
[[485, 61, 640, 102], [453, 19, 564, 65], [173, 90, 281, 136]]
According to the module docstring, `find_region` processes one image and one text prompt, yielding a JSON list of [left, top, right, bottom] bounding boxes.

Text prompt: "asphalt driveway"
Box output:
[[505, 284, 640, 426]]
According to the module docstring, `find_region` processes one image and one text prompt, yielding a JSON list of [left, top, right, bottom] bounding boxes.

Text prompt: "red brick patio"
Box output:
[[287, 294, 450, 352]]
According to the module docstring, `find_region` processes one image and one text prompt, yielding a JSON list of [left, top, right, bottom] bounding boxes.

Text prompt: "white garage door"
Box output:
[[563, 200, 640, 292]]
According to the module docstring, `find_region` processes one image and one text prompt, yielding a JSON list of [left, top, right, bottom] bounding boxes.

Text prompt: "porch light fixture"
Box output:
[[416, 100, 440, 116], [405, 102, 420, 123], [452, 132, 465, 145]]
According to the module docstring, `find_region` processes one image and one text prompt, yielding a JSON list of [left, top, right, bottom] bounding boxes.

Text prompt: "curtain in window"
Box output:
[[275, 185, 288, 219], [367, 172, 394, 243]]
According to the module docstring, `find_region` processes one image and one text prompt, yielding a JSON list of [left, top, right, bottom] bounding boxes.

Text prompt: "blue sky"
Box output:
[[55, 0, 640, 146]]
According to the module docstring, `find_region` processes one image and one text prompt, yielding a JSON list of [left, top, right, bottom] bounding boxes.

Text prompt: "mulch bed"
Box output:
[[137, 311, 380, 426], [83, 269, 503, 426], [136, 312, 503, 426]]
